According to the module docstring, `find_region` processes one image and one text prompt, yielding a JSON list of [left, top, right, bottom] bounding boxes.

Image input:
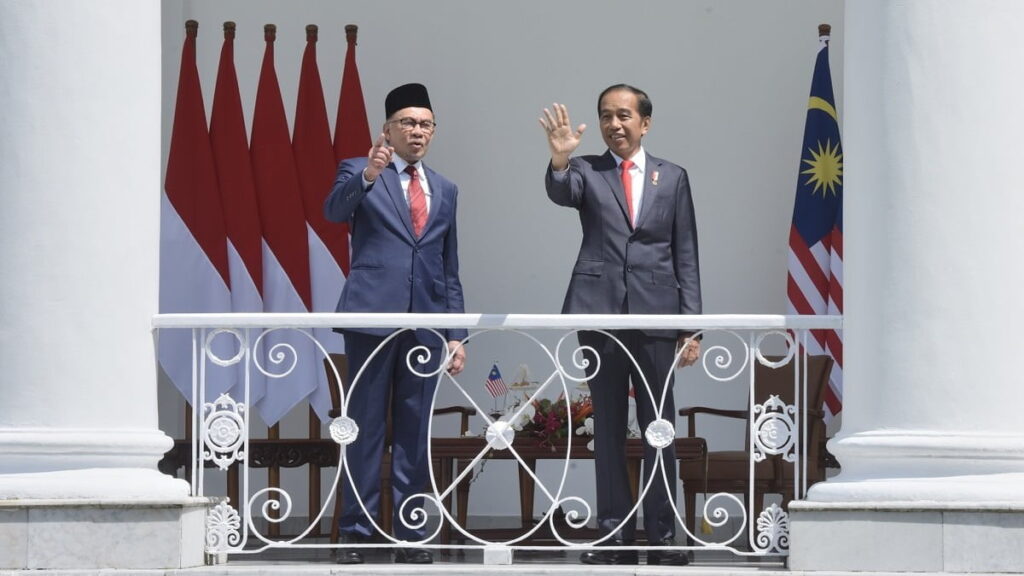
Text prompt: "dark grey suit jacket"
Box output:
[[546, 150, 701, 337]]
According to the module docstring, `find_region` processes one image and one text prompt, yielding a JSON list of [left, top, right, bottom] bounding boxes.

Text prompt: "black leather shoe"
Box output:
[[647, 543, 690, 566], [580, 549, 639, 565], [334, 533, 366, 565], [394, 547, 433, 564]]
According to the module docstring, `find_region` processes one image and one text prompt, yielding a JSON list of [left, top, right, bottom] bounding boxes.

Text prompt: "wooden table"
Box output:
[[430, 436, 707, 543]]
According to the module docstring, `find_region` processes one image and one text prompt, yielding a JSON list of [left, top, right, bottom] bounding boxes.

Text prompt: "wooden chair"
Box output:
[[678, 354, 833, 538], [323, 353, 475, 543]]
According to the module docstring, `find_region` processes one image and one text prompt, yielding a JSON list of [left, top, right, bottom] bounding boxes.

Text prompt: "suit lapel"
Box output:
[[423, 165, 443, 236], [381, 164, 416, 239], [598, 152, 632, 229]]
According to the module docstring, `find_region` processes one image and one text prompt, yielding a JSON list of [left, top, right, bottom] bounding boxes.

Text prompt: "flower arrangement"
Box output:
[[506, 393, 594, 450]]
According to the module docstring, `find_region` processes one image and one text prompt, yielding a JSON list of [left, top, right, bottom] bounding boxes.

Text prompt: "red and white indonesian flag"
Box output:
[[159, 21, 235, 402], [333, 26, 372, 166], [210, 21, 266, 407], [250, 25, 318, 426], [293, 25, 348, 420]]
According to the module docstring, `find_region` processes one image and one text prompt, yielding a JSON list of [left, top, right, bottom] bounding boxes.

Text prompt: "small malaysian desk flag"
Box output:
[[485, 364, 508, 398]]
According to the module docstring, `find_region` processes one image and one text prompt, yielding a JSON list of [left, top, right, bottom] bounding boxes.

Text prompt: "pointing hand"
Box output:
[[363, 133, 393, 182]]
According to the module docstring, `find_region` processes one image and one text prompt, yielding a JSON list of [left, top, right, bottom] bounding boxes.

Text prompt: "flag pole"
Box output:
[[501, 360, 510, 412], [492, 360, 500, 416]]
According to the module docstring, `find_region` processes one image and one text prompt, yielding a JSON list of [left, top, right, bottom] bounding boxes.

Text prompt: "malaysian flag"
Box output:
[[485, 364, 508, 399], [787, 25, 844, 422]]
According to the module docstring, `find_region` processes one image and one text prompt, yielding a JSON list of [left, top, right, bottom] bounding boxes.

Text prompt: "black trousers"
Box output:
[[578, 330, 678, 543]]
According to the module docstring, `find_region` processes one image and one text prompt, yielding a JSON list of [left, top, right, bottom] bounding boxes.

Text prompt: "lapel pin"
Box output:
[[651, 171, 659, 186]]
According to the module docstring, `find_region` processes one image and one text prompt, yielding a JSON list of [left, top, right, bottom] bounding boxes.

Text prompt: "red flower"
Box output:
[[520, 394, 593, 449]]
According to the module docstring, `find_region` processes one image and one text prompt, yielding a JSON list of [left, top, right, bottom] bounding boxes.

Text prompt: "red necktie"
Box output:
[[620, 159, 635, 226], [405, 165, 427, 237]]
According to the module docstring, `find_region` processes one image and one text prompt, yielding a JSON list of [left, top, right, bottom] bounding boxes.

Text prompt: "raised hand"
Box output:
[[363, 133, 394, 182], [539, 103, 586, 171]]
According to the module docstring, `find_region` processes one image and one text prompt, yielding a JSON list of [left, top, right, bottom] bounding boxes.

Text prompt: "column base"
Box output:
[[0, 496, 213, 569], [790, 501, 1024, 573], [0, 467, 190, 499]]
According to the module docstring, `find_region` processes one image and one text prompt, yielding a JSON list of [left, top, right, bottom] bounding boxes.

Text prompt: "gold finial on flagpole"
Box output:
[[818, 23, 831, 37]]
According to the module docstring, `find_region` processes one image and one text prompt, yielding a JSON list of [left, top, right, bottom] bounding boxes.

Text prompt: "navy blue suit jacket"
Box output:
[[546, 151, 701, 337], [324, 158, 467, 341]]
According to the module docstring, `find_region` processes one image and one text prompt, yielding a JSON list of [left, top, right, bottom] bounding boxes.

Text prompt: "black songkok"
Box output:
[[385, 83, 432, 118]]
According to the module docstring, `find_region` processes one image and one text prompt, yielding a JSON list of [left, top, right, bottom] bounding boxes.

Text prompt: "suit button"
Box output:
[[627, 265, 634, 272], [408, 275, 413, 283]]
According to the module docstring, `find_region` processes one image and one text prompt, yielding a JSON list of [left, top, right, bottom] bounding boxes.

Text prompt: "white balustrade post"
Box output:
[[0, 1, 208, 569], [790, 1, 1024, 572]]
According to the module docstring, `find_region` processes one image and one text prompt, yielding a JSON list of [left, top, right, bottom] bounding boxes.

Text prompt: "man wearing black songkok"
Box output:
[[325, 83, 467, 565]]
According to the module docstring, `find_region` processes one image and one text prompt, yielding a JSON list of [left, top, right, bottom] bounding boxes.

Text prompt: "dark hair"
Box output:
[[598, 84, 653, 118]]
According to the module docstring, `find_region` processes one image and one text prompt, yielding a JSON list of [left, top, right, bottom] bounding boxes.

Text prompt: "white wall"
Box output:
[[158, 0, 844, 521]]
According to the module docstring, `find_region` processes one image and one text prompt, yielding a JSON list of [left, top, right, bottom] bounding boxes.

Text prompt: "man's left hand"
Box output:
[[447, 340, 466, 375], [677, 336, 700, 368]]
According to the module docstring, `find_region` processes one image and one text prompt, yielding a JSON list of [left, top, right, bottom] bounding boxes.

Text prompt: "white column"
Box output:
[[0, 1, 205, 569], [791, 1, 1024, 572]]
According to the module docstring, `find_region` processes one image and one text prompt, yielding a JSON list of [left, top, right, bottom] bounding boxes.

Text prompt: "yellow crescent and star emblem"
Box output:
[[801, 138, 843, 197], [801, 96, 843, 197]]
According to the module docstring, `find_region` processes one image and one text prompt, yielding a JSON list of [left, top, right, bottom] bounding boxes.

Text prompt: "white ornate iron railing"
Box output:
[[152, 313, 842, 563]]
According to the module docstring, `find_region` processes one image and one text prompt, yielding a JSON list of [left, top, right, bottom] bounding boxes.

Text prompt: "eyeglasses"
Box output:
[[390, 117, 437, 133]]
